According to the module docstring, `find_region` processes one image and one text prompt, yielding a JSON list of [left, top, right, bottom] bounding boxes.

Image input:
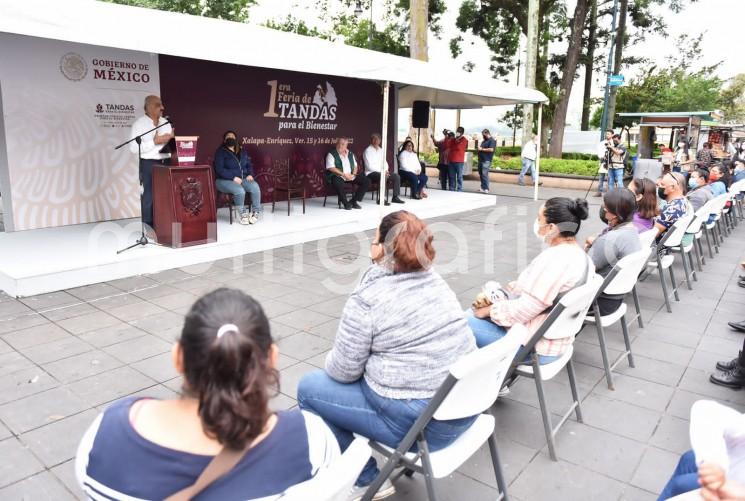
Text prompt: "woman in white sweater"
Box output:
[[397, 140, 428, 199]]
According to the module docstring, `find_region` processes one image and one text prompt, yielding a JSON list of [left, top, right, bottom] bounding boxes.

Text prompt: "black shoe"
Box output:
[[411, 194, 421, 200], [717, 354, 740, 372], [710, 367, 745, 389], [383, 200, 391, 206], [391, 197, 405, 204], [342, 201, 352, 210], [738, 280, 745, 289], [351, 201, 362, 209], [728, 321, 745, 333]]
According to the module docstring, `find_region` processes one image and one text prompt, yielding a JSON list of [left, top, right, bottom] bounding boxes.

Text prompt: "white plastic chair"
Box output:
[[272, 437, 372, 501], [684, 203, 712, 272], [510, 271, 605, 461], [707, 193, 730, 250], [646, 213, 694, 313], [359, 329, 523, 501], [583, 248, 653, 390], [629, 228, 659, 328]]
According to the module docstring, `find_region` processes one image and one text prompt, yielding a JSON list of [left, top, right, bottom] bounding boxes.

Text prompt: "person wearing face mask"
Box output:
[[296, 211, 477, 500], [733, 160, 745, 183], [654, 172, 692, 238], [398, 140, 428, 199], [214, 130, 262, 225], [476, 129, 496, 193], [448, 126, 468, 192], [708, 165, 728, 196], [686, 169, 714, 211], [674, 139, 693, 173], [585, 189, 642, 315], [628, 178, 660, 232], [466, 198, 594, 362]]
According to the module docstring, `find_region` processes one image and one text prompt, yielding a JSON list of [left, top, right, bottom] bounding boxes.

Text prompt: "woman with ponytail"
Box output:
[[75, 288, 338, 500], [467, 197, 595, 363]]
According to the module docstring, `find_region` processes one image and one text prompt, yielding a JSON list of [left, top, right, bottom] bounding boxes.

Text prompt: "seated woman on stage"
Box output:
[[398, 140, 428, 199], [627, 177, 659, 232], [297, 211, 477, 499], [214, 130, 262, 225], [467, 197, 594, 363], [76, 289, 339, 500]]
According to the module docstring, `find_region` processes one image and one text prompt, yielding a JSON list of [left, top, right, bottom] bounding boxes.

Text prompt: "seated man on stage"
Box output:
[[214, 130, 262, 225], [398, 140, 428, 199], [325, 138, 370, 210], [363, 133, 405, 205]]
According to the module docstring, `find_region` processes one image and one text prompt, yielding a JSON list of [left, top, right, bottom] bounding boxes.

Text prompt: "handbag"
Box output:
[[165, 443, 252, 501]]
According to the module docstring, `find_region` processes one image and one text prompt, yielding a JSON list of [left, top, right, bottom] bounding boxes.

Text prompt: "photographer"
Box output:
[[432, 129, 453, 190], [594, 130, 614, 197], [607, 133, 627, 191]]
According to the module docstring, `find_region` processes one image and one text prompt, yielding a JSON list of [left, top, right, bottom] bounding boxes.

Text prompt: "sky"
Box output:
[[250, 0, 744, 137]]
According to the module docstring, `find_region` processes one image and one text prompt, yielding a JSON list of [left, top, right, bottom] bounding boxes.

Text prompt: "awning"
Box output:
[[0, 0, 547, 108]]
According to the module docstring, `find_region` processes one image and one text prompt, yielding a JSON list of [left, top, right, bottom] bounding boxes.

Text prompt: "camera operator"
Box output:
[[594, 129, 614, 196], [606, 133, 627, 191]]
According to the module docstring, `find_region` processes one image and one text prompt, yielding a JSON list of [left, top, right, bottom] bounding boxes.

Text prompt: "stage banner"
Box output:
[[0, 33, 160, 231], [159, 56, 393, 202]]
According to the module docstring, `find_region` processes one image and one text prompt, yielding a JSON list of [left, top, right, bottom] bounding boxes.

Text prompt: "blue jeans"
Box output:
[[478, 160, 491, 191], [465, 310, 560, 364], [597, 172, 607, 193], [448, 162, 464, 191], [658, 450, 699, 500], [518, 158, 535, 185], [400, 170, 428, 196], [216, 177, 262, 213], [608, 168, 624, 190], [297, 370, 476, 487]]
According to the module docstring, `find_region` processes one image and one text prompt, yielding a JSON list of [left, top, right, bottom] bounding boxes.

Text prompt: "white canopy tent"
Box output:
[[0, 0, 549, 203]]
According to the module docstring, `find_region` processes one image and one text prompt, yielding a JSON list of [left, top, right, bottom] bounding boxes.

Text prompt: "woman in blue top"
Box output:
[[214, 130, 262, 225], [76, 289, 339, 500]]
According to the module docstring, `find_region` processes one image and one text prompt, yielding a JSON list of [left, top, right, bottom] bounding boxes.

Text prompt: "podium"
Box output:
[[152, 165, 217, 248]]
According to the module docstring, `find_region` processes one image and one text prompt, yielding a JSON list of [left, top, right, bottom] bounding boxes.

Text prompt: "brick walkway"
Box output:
[[1, 183, 744, 500]]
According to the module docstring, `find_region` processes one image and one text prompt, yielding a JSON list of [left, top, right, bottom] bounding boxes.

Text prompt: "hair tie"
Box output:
[[216, 323, 239, 339]]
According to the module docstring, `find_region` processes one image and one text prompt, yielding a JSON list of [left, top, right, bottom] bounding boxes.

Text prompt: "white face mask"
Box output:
[[456, 132, 462, 138], [533, 220, 544, 241], [678, 142, 686, 148]]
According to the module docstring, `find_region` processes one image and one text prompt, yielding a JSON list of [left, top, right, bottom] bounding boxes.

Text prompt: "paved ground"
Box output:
[[1, 181, 745, 500]]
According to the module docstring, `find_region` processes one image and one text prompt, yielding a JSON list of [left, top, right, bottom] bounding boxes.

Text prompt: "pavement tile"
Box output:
[[19, 291, 78, 311], [0, 438, 45, 489], [130, 353, 179, 382], [649, 415, 692, 455], [0, 352, 34, 377], [579, 393, 662, 443], [277, 332, 333, 361], [66, 366, 157, 407], [50, 459, 83, 499], [630, 338, 695, 367], [107, 301, 166, 322], [273, 308, 335, 331], [592, 373, 675, 412], [0, 314, 49, 335], [77, 323, 147, 348], [0, 387, 89, 434], [66, 282, 123, 301], [56, 310, 122, 335], [629, 446, 681, 495], [0, 471, 79, 500], [613, 354, 688, 388], [0, 367, 59, 405], [102, 335, 171, 364], [42, 350, 123, 383], [278, 362, 316, 400], [20, 409, 98, 467], [1, 323, 71, 350], [39, 302, 99, 323], [18, 336, 94, 365]]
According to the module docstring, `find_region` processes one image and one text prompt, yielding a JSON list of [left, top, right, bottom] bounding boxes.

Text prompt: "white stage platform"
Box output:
[[0, 190, 495, 297]]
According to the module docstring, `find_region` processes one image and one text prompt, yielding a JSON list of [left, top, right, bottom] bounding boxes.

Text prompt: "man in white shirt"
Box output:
[[363, 133, 404, 205], [129, 95, 174, 228], [324, 138, 370, 210], [518, 135, 540, 186]]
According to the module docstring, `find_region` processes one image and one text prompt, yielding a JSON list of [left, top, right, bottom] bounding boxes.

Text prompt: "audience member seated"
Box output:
[[466, 197, 594, 364], [75, 288, 339, 500], [628, 178, 659, 232], [398, 140, 428, 199], [325, 137, 371, 210], [687, 168, 715, 211], [709, 165, 728, 196], [297, 211, 477, 499], [585, 188, 642, 315], [733, 160, 745, 183], [214, 130, 262, 225], [659, 400, 745, 500], [654, 172, 692, 239], [363, 133, 405, 205]]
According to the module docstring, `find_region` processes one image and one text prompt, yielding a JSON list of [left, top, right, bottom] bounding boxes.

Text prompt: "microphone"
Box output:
[[164, 115, 173, 126]]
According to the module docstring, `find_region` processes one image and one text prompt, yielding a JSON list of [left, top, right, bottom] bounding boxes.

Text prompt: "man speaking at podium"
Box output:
[[129, 95, 174, 229]]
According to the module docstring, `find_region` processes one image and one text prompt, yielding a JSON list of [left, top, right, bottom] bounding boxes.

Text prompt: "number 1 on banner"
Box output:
[[264, 80, 279, 118]]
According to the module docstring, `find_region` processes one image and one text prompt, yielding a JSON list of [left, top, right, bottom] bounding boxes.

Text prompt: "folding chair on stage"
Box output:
[[507, 271, 604, 461], [645, 214, 694, 313], [359, 330, 523, 501], [583, 248, 653, 390]]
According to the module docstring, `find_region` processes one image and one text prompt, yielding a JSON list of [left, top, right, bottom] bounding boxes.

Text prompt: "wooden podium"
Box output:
[[152, 165, 217, 248]]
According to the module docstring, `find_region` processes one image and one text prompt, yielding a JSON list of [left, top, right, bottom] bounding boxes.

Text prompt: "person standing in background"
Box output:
[[432, 129, 453, 191], [607, 134, 627, 190], [518, 135, 540, 187], [129, 95, 174, 230], [477, 129, 496, 194], [448, 127, 468, 192], [594, 130, 613, 196]]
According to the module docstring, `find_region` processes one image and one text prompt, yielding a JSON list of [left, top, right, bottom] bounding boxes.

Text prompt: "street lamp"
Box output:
[[354, 0, 373, 49]]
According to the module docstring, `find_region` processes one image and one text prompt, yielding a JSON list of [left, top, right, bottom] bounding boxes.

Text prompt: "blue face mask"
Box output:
[[688, 177, 698, 189]]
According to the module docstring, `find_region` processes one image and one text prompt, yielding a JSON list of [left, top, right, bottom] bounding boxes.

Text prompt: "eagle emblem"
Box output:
[[179, 177, 203, 216]]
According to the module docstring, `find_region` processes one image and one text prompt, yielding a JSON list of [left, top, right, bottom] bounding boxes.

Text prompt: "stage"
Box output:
[[0, 190, 495, 297]]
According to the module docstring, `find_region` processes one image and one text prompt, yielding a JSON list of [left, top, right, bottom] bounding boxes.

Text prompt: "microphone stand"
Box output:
[[114, 119, 171, 254]]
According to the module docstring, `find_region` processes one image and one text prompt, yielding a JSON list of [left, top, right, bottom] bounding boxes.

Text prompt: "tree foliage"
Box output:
[[720, 74, 745, 123], [100, 0, 256, 22]]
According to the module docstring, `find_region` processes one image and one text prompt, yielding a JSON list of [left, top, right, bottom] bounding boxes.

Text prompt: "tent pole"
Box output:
[[534, 103, 543, 202], [379, 81, 390, 208]]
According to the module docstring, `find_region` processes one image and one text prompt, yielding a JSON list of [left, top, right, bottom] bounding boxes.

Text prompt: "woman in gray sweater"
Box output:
[[297, 211, 476, 499]]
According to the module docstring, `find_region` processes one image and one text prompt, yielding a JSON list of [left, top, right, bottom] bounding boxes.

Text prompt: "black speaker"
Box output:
[[412, 100, 430, 129]]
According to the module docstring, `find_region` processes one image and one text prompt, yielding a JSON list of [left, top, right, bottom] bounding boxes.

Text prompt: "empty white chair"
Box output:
[[645, 213, 694, 313], [358, 327, 523, 501], [683, 203, 712, 272], [629, 228, 659, 328]]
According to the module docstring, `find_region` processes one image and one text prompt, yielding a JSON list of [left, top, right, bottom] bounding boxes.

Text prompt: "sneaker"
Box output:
[[348, 479, 395, 501], [517, 181, 525, 186], [239, 213, 251, 225], [498, 386, 510, 398], [248, 212, 259, 224]]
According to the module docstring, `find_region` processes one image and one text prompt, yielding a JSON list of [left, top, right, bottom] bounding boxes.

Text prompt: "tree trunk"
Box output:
[[521, 0, 539, 144], [409, 0, 428, 62], [580, 0, 597, 131], [548, 0, 590, 158], [605, 0, 627, 130]]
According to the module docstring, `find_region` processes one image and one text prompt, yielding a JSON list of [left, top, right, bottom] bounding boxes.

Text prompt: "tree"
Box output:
[[100, 0, 256, 22], [548, 0, 590, 157], [720, 74, 745, 123], [580, 0, 598, 130]]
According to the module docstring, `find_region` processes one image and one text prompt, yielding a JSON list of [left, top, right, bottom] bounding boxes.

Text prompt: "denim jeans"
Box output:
[[448, 162, 464, 192], [518, 158, 535, 185], [297, 370, 477, 487], [464, 310, 560, 364], [400, 170, 428, 196], [608, 168, 624, 190], [597, 172, 607, 193], [478, 160, 491, 191], [215, 177, 262, 213], [658, 450, 699, 500]]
